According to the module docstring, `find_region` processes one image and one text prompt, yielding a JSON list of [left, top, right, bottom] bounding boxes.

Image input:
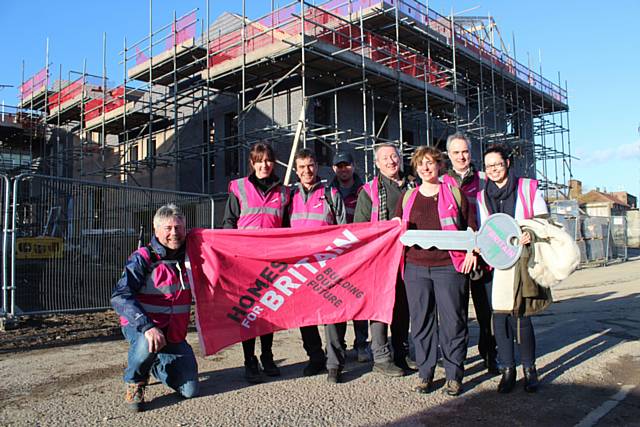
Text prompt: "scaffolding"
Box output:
[[5, 0, 572, 197]]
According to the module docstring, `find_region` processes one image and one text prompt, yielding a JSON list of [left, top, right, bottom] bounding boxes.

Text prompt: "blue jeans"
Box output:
[[122, 326, 199, 398]]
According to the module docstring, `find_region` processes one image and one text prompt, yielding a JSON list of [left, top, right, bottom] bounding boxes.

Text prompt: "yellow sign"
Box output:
[[16, 237, 64, 259]]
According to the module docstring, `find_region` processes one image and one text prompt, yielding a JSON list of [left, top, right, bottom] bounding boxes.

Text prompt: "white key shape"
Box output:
[[399, 213, 523, 270]]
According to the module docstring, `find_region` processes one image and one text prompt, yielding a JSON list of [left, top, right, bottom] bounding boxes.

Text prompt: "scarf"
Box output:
[[377, 175, 389, 221], [485, 169, 517, 216]]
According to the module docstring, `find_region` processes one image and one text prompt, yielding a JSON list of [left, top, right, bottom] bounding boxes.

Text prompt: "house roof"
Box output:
[[578, 190, 630, 208]]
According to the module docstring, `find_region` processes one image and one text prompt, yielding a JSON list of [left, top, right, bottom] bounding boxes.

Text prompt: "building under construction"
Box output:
[[2, 0, 572, 197]]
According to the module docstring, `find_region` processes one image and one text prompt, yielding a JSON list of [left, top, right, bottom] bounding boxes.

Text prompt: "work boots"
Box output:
[[260, 354, 281, 377], [523, 366, 539, 393], [125, 381, 147, 412], [497, 366, 516, 394], [244, 356, 264, 384], [372, 360, 405, 377]]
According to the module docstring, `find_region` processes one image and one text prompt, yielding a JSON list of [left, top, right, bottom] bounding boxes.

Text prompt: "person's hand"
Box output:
[[144, 327, 166, 353], [462, 251, 478, 274], [520, 231, 531, 246]]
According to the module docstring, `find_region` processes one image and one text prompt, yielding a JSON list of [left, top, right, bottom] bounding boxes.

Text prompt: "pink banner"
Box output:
[[187, 220, 405, 356]]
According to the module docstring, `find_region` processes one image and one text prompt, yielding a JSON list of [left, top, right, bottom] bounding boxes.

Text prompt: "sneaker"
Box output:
[[327, 368, 342, 384], [125, 382, 146, 412], [412, 377, 433, 394], [372, 361, 405, 377], [445, 379, 463, 396], [356, 347, 371, 363], [260, 355, 281, 377], [303, 360, 326, 377], [244, 356, 264, 384]]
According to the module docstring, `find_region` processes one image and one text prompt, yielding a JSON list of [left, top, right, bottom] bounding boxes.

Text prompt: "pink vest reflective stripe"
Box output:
[[441, 171, 486, 217], [517, 178, 537, 220], [402, 184, 467, 272], [362, 177, 380, 222], [289, 184, 337, 228], [229, 177, 289, 229], [119, 247, 192, 343], [477, 177, 538, 224]]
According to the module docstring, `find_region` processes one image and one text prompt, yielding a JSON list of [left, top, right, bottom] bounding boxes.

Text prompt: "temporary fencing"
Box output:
[[551, 204, 629, 266], [0, 174, 225, 318]]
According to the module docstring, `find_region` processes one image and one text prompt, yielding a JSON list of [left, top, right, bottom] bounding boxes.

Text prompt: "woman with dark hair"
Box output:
[[477, 143, 548, 393], [222, 142, 289, 383], [395, 145, 478, 396]]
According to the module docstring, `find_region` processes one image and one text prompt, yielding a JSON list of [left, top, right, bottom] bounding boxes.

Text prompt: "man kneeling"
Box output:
[[111, 204, 199, 412]]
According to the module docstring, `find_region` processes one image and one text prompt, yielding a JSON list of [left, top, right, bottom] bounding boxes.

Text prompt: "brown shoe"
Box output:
[[412, 377, 434, 394], [445, 379, 462, 396], [125, 382, 146, 412]]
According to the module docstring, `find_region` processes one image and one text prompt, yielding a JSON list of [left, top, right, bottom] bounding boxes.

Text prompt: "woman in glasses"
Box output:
[[477, 143, 548, 394]]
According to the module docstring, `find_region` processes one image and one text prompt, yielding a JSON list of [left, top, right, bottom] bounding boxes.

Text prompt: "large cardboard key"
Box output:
[[400, 213, 523, 270]]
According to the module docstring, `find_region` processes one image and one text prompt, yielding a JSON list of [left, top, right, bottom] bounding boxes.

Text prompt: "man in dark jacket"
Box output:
[[354, 143, 416, 376], [331, 151, 370, 363], [111, 204, 198, 412], [442, 132, 498, 374]]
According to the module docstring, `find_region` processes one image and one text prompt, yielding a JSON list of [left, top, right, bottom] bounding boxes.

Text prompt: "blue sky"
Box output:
[[1, 1, 638, 197]]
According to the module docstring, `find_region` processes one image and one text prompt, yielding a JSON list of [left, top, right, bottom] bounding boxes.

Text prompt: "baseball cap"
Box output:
[[332, 152, 354, 166]]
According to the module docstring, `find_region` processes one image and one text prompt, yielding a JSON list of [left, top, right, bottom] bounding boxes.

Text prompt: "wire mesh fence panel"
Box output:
[[552, 213, 630, 266], [609, 216, 628, 261], [9, 174, 215, 316], [1, 175, 9, 315]]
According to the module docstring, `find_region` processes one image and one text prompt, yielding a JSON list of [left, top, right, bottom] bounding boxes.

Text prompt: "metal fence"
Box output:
[[551, 213, 628, 266], [1, 174, 227, 317]]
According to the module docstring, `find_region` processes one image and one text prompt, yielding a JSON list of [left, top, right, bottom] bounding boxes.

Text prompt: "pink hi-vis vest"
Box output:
[[402, 183, 467, 273], [229, 177, 289, 229], [289, 183, 337, 228], [477, 178, 538, 224], [119, 247, 192, 343], [362, 177, 381, 222], [441, 171, 486, 216]]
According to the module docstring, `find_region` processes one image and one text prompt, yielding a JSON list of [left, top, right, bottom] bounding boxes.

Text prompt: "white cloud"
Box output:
[[578, 140, 640, 164]]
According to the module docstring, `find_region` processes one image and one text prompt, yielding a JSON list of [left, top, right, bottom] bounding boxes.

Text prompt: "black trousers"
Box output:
[[300, 326, 326, 364], [242, 334, 274, 362], [470, 272, 497, 363], [404, 263, 469, 382], [370, 273, 410, 363]]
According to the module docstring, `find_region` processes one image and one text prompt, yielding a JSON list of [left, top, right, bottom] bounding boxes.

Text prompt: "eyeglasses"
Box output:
[[485, 162, 505, 171]]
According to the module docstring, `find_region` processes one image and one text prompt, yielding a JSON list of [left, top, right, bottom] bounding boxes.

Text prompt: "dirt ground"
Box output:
[[0, 311, 121, 353]]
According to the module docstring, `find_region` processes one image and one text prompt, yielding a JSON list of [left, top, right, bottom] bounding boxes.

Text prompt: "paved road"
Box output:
[[1, 261, 638, 426]]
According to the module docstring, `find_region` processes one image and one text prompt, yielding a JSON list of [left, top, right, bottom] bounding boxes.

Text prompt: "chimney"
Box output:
[[569, 179, 582, 198]]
